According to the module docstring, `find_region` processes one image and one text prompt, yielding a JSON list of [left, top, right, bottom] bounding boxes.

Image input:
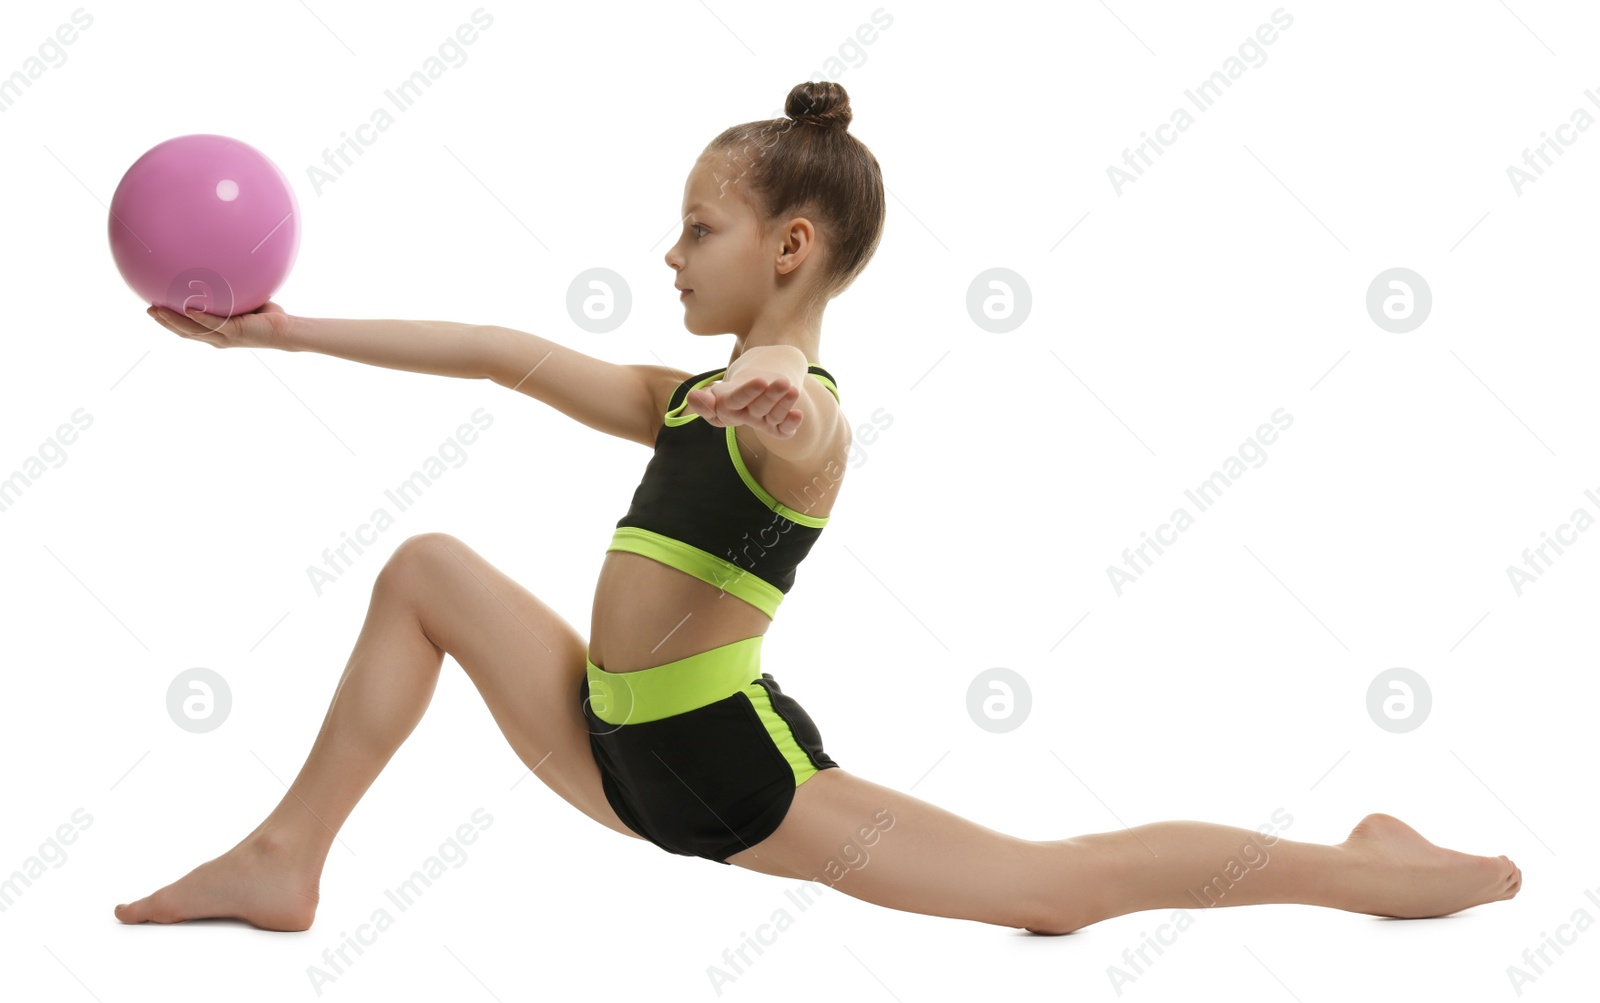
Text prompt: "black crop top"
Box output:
[[606, 365, 841, 618]]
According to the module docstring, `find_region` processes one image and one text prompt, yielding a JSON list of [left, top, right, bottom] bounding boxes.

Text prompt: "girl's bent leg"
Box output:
[[115, 533, 641, 930], [727, 770, 1521, 935]]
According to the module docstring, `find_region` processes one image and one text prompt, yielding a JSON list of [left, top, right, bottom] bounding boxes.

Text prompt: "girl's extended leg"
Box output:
[[726, 770, 1522, 934], [116, 532, 653, 930]]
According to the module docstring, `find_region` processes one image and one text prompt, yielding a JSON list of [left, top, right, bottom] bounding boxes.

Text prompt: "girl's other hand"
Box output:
[[687, 373, 804, 438], [148, 299, 288, 350]]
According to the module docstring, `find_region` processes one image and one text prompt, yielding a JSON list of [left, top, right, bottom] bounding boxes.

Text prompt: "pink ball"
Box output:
[[108, 134, 300, 317]]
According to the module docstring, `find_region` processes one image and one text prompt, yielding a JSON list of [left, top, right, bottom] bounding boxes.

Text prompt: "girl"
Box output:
[[119, 81, 1520, 937]]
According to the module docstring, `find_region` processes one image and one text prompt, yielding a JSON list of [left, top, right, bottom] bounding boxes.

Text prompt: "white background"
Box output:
[[2, 1, 1596, 1001]]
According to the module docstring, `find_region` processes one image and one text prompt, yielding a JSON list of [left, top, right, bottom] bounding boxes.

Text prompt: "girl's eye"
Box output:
[[691, 223, 708, 239]]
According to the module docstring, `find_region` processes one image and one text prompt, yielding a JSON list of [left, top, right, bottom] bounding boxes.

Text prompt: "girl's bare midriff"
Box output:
[[587, 551, 775, 673], [587, 430, 847, 674]]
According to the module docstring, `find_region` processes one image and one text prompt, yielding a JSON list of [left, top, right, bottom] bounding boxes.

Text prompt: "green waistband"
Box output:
[[585, 635, 765, 725]]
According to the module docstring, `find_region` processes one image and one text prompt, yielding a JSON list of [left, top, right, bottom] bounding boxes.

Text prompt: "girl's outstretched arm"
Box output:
[[150, 302, 690, 447], [479, 324, 689, 447], [282, 314, 689, 446], [152, 301, 494, 380], [278, 312, 496, 381]]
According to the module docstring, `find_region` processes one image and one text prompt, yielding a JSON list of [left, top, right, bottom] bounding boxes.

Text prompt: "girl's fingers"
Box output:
[[729, 377, 792, 407], [720, 382, 761, 411], [150, 305, 232, 346], [759, 394, 796, 424], [739, 380, 798, 420], [152, 306, 203, 333], [183, 307, 229, 335], [150, 308, 191, 336], [691, 379, 802, 432], [687, 388, 726, 425]]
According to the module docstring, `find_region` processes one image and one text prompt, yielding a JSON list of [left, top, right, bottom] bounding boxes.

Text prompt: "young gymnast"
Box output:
[[120, 81, 1520, 936]]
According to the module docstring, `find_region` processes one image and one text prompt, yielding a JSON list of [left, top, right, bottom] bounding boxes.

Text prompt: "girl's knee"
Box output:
[[377, 533, 466, 591]]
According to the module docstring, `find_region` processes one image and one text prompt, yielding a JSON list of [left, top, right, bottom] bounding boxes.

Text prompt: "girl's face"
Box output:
[[664, 156, 779, 337]]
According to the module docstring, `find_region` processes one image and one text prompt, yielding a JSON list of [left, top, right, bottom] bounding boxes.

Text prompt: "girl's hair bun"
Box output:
[[786, 80, 852, 130]]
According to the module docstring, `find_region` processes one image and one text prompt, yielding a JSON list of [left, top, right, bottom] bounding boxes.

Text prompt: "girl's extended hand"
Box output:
[[687, 372, 804, 438], [147, 299, 288, 350]]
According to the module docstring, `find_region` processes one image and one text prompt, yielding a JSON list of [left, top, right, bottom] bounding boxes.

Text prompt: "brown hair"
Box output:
[[702, 81, 886, 307]]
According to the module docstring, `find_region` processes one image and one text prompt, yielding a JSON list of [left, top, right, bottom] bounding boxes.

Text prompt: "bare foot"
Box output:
[[1339, 813, 1521, 919], [114, 831, 321, 931]]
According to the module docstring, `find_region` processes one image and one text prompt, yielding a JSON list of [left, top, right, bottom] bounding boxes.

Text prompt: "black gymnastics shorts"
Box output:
[[580, 634, 839, 864]]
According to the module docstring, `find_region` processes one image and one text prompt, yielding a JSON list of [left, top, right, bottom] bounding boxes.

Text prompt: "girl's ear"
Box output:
[[774, 216, 817, 276]]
